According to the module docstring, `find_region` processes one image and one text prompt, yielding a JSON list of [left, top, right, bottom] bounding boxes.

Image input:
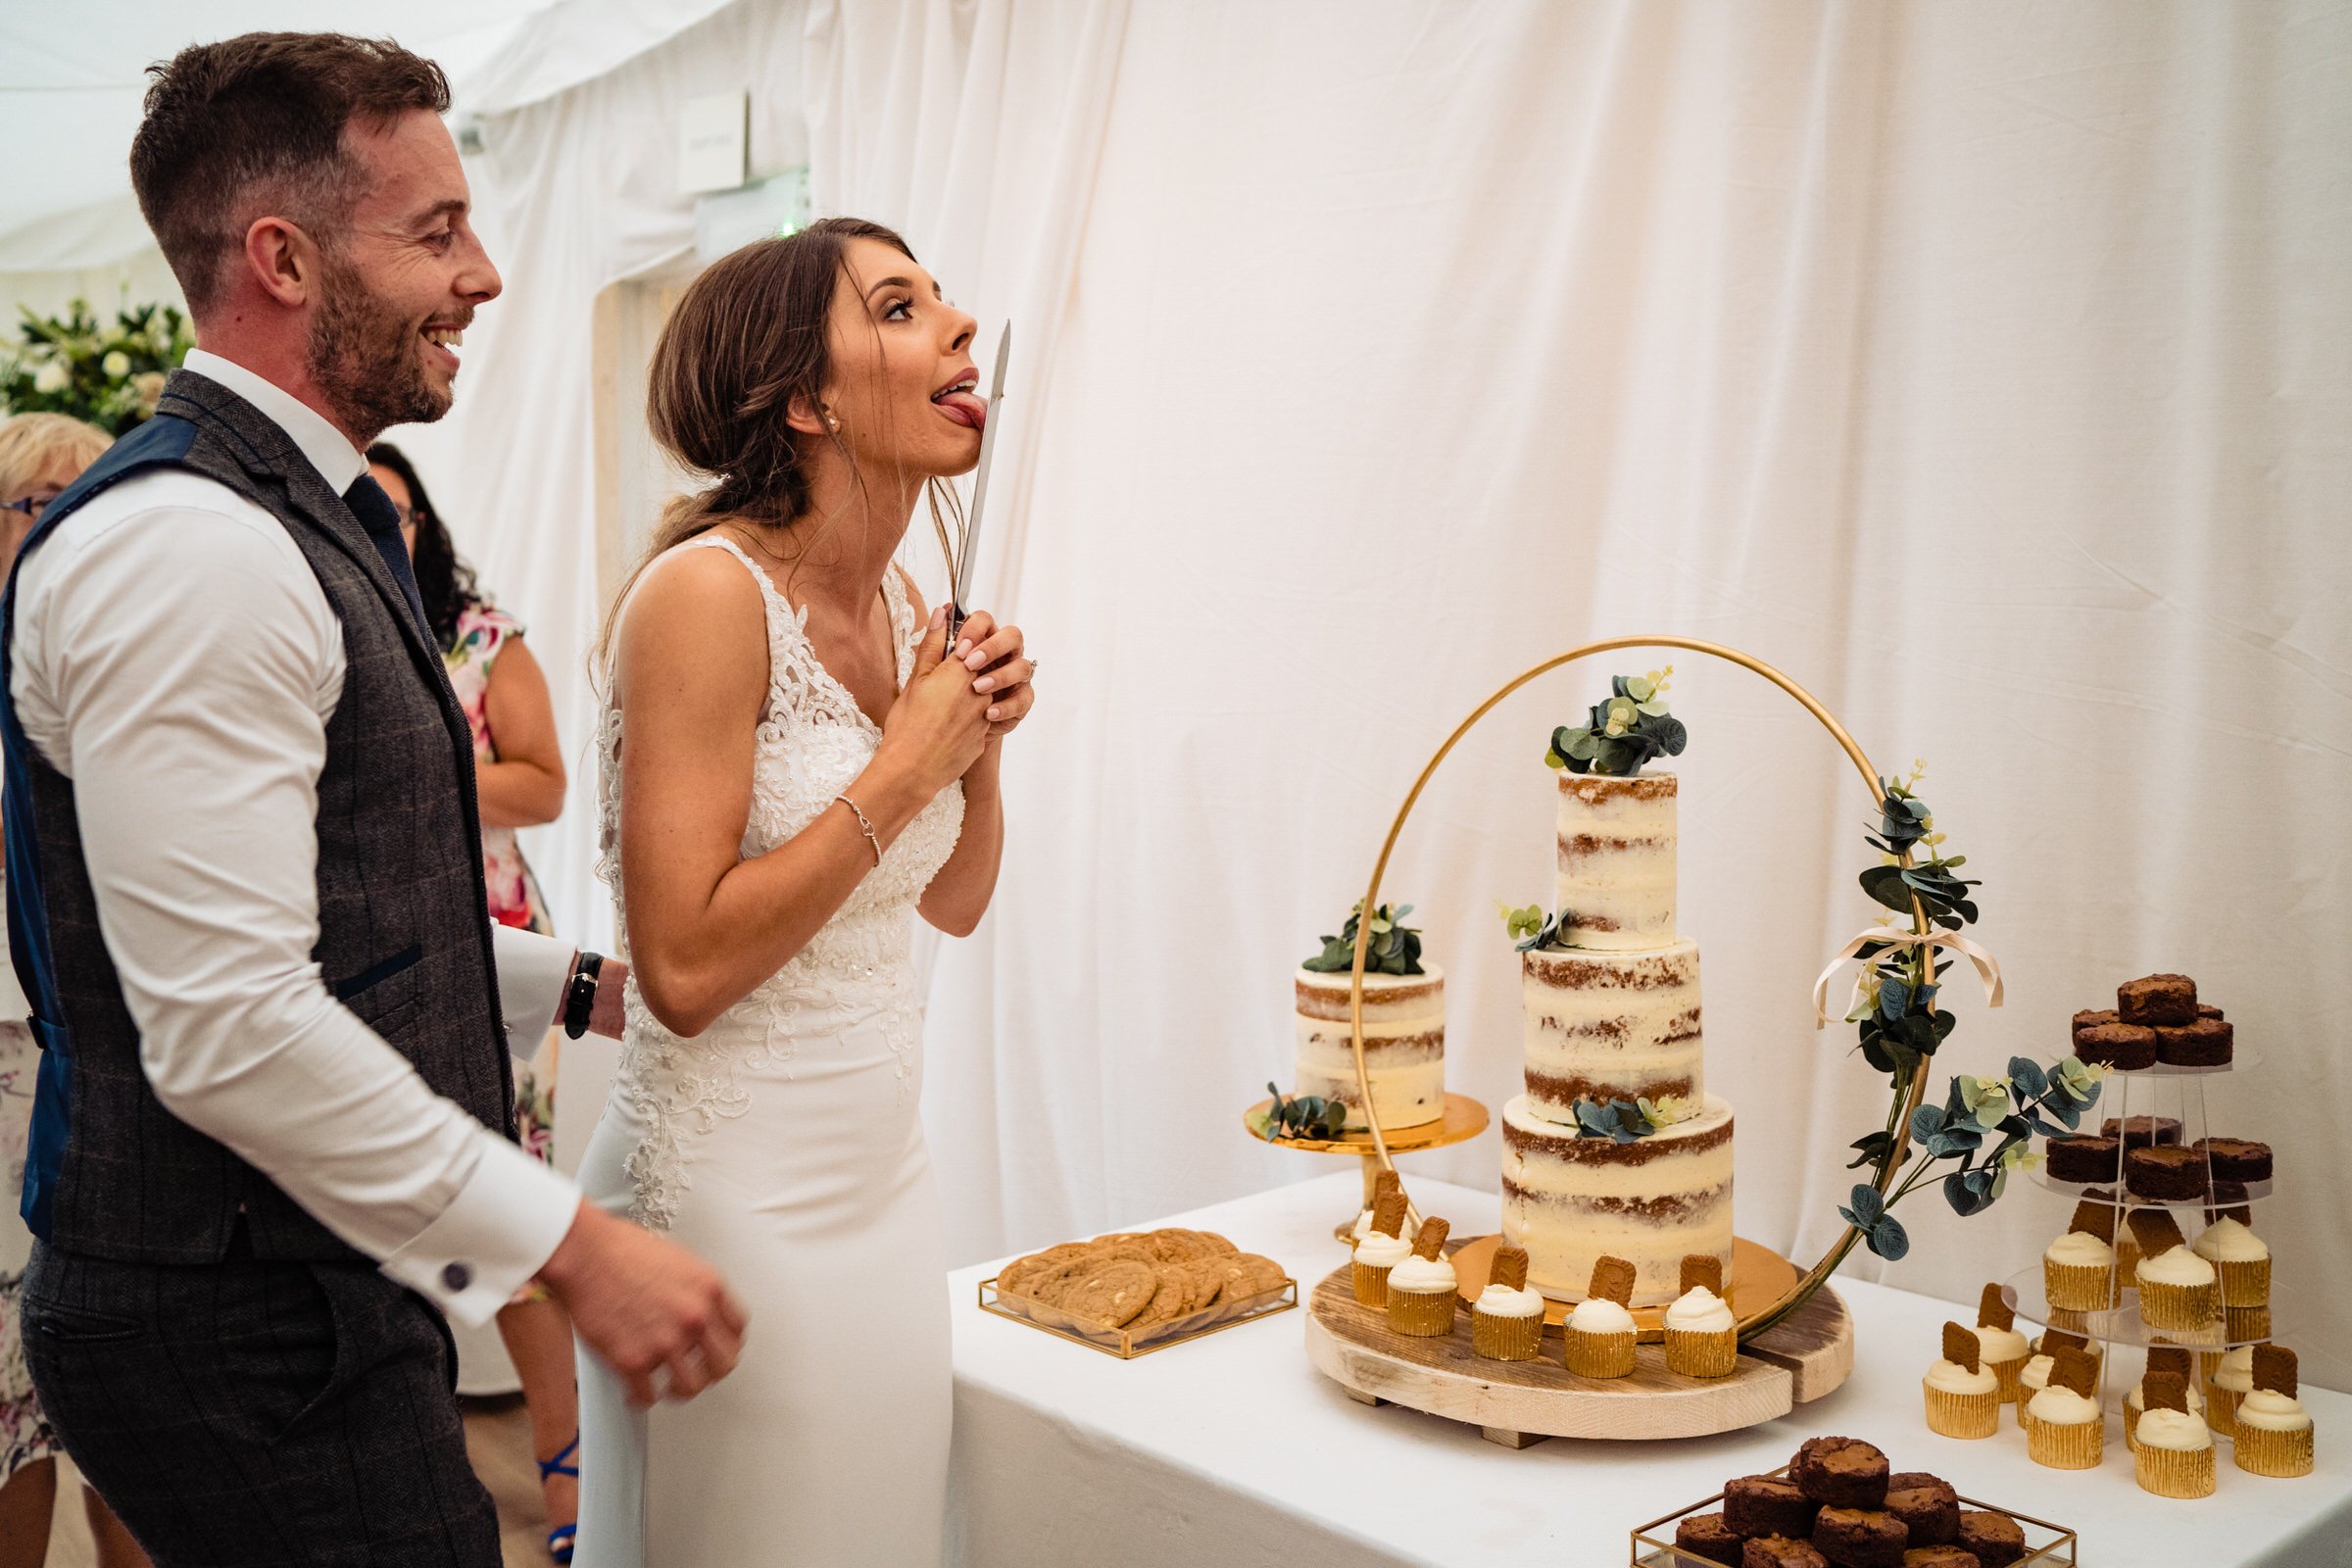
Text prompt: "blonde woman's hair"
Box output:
[[0, 413, 113, 500]]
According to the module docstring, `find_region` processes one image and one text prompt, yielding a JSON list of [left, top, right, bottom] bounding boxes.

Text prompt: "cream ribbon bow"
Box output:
[[1812, 925, 2005, 1029]]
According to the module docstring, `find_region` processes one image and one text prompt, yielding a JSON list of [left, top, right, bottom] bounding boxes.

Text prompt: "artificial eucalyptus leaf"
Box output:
[[1869, 1216, 1911, 1260], [1910, 1104, 1948, 1142], [1845, 1183, 1886, 1226]]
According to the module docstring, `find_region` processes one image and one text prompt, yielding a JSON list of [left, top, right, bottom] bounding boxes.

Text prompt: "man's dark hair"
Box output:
[[130, 33, 449, 316]]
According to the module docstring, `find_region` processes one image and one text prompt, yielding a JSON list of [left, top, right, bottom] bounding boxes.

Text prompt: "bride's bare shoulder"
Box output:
[[612, 535, 769, 700]]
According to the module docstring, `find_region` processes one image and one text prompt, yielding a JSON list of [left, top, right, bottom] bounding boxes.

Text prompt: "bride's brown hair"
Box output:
[[597, 217, 960, 678]]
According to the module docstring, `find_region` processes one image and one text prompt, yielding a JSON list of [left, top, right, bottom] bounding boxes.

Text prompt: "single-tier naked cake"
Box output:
[[1501, 672, 1734, 1307], [1292, 902, 1445, 1132]]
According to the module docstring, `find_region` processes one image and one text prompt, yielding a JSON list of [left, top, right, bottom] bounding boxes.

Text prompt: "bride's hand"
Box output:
[[877, 606, 995, 793], [949, 610, 1035, 740]]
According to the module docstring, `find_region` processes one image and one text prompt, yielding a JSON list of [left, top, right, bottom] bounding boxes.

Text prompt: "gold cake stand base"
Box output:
[[1242, 1093, 1490, 1241]]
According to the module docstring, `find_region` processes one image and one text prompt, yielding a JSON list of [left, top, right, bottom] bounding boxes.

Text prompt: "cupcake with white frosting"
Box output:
[[2191, 1216, 2270, 1309], [1384, 1218, 1457, 1337], [2026, 1385, 2105, 1469], [2133, 1375, 2218, 1498], [2125, 1347, 2202, 1452], [2043, 1229, 2121, 1311], [1662, 1254, 1737, 1379], [1349, 1168, 1420, 1247], [1973, 1283, 2031, 1404], [1923, 1323, 2002, 1440], [2136, 1245, 2221, 1332], [2206, 1343, 2256, 1436], [2232, 1347, 2315, 1479], [1562, 1255, 1640, 1378], [1470, 1245, 1545, 1361], [1350, 1191, 1413, 1307]]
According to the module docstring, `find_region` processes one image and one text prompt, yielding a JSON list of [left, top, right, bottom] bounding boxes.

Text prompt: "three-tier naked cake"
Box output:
[[1501, 767, 1737, 1307]]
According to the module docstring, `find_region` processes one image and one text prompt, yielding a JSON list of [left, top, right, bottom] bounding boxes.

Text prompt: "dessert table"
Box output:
[[946, 1172, 2350, 1568]]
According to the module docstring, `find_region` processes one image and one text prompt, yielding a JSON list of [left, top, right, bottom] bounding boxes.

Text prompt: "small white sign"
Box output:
[[678, 91, 749, 195]]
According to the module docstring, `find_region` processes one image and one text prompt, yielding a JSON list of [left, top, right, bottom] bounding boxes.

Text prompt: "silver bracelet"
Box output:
[[835, 794, 883, 865]]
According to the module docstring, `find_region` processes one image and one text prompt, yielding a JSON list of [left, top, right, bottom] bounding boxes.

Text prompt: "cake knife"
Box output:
[[948, 320, 1011, 649]]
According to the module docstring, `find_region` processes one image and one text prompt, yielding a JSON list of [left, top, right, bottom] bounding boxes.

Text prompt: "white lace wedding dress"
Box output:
[[574, 536, 964, 1567]]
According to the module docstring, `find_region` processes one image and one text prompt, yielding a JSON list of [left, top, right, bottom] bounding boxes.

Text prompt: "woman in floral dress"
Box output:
[[369, 443, 579, 1562]]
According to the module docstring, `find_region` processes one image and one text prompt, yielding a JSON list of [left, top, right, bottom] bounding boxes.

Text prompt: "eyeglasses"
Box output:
[[3, 495, 58, 520], [391, 502, 417, 529]]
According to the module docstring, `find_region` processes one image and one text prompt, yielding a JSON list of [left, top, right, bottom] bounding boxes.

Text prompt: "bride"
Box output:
[[574, 218, 1032, 1566]]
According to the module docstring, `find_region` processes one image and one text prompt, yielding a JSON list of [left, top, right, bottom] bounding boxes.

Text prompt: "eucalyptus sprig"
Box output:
[[1301, 901, 1425, 975], [1544, 668, 1688, 777], [1250, 1083, 1350, 1142], [1838, 1054, 2105, 1260], [1568, 1094, 1689, 1144], [1498, 902, 1568, 953], [1841, 761, 1982, 1087]]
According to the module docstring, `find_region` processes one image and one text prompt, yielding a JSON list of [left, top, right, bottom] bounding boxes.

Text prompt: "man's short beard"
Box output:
[[308, 246, 449, 442]]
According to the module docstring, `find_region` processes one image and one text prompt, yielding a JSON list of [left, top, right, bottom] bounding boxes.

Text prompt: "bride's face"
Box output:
[[817, 236, 984, 479]]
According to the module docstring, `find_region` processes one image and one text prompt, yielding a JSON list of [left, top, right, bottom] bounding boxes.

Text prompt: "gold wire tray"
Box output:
[[1630, 1465, 2079, 1566], [978, 1274, 1298, 1359]]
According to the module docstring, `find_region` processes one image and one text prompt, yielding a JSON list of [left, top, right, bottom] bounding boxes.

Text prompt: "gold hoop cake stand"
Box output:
[[1242, 1094, 1489, 1242], [1297, 636, 1906, 1446]]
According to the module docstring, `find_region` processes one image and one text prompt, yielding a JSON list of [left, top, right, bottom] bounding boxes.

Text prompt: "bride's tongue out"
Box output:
[[934, 390, 986, 429]]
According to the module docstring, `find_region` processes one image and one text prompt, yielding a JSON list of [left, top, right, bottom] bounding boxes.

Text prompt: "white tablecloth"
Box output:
[[948, 1173, 2350, 1568]]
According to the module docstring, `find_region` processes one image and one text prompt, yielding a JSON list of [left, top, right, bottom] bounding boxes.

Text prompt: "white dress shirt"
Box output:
[[8, 348, 579, 1323]]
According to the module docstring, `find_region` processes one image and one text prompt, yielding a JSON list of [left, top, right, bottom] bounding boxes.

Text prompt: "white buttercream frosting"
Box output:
[[2129, 1379, 2205, 1416], [2134, 1408, 2213, 1451], [1387, 1254, 1458, 1294], [1664, 1285, 1734, 1333], [1352, 1233, 1411, 1268], [1350, 1207, 1420, 1243], [2190, 1216, 2268, 1263], [1975, 1324, 2030, 1363], [2211, 1346, 2255, 1394], [2234, 1389, 2312, 1432], [2136, 1245, 2217, 1288], [1927, 1358, 1999, 1396], [1519, 939, 1704, 1118], [1294, 966, 1446, 1132], [1551, 771, 1678, 950], [1566, 1297, 1638, 1333], [2021, 1354, 2054, 1394], [1474, 1284, 1546, 1318], [2045, 1231, 2113, 1266], [2026, 1385, 2099, 1424]]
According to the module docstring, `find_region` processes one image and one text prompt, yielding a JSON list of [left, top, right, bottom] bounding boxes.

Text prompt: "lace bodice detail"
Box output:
[[595, 535, 965, 1225]]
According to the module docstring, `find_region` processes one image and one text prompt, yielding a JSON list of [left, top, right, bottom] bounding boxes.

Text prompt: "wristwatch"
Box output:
[[562, 952, 605, 1040]]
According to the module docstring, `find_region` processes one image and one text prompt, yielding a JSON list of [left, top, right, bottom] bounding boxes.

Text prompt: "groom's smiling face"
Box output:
[[307, 110, 501, 439]]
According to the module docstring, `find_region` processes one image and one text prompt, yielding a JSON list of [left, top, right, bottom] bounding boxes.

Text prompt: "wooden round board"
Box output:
[[1303, 1255, 1852, 1446], [1446, 1234, 1796, 1343]]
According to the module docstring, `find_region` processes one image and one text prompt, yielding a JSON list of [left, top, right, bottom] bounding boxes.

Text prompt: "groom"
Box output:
[[4, 33, 744, 1565]]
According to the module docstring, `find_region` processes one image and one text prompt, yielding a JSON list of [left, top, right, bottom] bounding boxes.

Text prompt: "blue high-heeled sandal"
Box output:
[[538, 1433, 580, 1564]]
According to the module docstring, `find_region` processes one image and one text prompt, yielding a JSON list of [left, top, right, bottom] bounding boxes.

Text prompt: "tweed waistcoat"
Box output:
[[3, 368, 513, 1262]]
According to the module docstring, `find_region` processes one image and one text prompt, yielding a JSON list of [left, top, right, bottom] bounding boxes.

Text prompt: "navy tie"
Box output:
[[342, 474, 434, 643]]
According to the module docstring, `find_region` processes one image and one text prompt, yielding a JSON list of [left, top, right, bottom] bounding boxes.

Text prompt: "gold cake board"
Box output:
[[1302, 1241, 1851, 1446]]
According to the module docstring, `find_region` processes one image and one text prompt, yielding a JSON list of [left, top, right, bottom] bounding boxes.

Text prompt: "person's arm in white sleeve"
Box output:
[[32, 502, 576, 1324]]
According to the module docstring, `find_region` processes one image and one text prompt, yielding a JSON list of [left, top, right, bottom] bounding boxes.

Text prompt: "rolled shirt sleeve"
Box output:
[[12, 492, 578, 1322]]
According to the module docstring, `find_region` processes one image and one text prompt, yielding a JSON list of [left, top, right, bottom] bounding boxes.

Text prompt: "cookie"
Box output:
[[1054, 1257, 1160, 1327]]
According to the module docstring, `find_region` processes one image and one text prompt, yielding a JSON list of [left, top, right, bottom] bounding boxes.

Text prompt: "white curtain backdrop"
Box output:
[[801, 0, 2352, 1381]]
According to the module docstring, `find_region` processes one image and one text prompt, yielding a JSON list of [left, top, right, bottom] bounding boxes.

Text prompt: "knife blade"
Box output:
[[948, 321, 1010, 646]]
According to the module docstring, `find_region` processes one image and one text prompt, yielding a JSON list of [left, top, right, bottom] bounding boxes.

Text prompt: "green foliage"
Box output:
[[1544, 668, 1688, 776], [0, 297, 192, 435], [1301, 901, 1425, 975], [1253, 1082, 1349, 1141], [1571, 1097, 1656, 1145], [1499, 902, 1568, 953]]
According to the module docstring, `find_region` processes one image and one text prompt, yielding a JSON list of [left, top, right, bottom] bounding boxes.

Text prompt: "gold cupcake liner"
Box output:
[[2028, 1414, 2105, 1469], [1664, 1326, 1739, 1379], [2017, 1398, 2040, 1438], [1988, 1354, 2028, 1404], [2226, 1304, 2272, 1344], [2135, 1443, 2217, 1498], [2044, 1259, 2122, 1312], [1386, 1285, 1457, 1337], [2204, 1383, 2245, 1438], [2138, 1276, 2220, 1331], [1923, 1382, 2001, 1440], [1471, 1308, 1544, 1361], [2216, 1256, 2271, 1309], [1563, 1326, 1637, 1379], [2231, 1422, 2315, 1479], [2117, 1235, 2142, 1277], [1350, 1261, 1394, 1308]]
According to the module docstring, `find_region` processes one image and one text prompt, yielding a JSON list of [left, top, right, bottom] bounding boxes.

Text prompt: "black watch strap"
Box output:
[[563, 952, 605, 1040]]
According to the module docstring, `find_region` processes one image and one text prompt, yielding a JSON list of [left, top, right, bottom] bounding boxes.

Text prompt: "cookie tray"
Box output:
[[1629, 1464, 2078, 1566], [978, 1274, 1298, 1359]]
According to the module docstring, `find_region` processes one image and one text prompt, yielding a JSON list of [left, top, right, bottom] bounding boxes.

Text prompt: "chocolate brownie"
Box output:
[[1812, 1508, 1907, 1568], [2125, 1144, 2209, 1200], [2072, 1021, 2156, 1070], [2192, 1137, 2272, 1183], [2196, 1002, 2224, 1020], [1901, 1550, 1981, 1568], [2155, 1016, 2232, 1066], [1955, 1512, 2026, 1568], [1884, 1479, 1959, 1546], [1885, 1472, 1947, 1494], [2100, 1115, 2180, 1149], [2117, 973, 2197, 1026], [1675, 1513, 1748, 1566], [1745, 1540, 1830, 1568], [1725, 1476, 1820, 1540], [2071, 1007, 2119, 1036], [2043, 1135, 2123, 1184], [1789, 1437, 1890, 1508]]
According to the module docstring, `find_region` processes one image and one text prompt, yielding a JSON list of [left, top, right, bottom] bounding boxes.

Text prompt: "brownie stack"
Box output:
[[1669, 1437, 2032, 1568]]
